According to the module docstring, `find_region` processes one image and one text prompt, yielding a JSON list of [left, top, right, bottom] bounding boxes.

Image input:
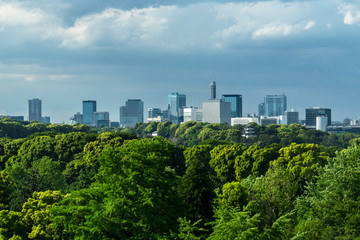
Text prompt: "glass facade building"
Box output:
[[306, 107, 331, 127], [168, 93, 186, 124], [222, 94, 242, 118], [28, 98, 42, 122], [83, 100, 97, 125], [120, 99, 144, 127], [264, 94, 287, 117]]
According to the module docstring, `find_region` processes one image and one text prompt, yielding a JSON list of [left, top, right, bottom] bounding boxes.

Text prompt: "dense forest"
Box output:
[[1, 117, 360, 239]]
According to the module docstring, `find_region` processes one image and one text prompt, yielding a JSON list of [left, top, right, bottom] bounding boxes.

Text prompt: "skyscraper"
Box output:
[[210, 81, 216, 100], [258, 103, 265, 117], [202, 99, 231, 124], [285, 110, 299, 125], [28, 98, 42, 122], [94, 112, 110, 127], [306, 107, 331, 127], [120, 99, 144, 127], [264, 94, 287, 117], [83, 100, 97, 125], [168, 93, 186, 124], [222, 94, 242, 118]]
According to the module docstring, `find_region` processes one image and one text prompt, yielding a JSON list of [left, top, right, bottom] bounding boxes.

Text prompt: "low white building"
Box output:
[[231, 117, 258, 126]]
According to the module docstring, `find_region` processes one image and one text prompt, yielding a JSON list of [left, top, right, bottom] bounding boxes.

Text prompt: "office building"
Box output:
[[258, 103, 265, 117], [285, 110, 299, 125], [210, 81, 216, 100], [168, 93, 186, 124], [83, 100, 97, 125], [41, 116, 50, 124], [73, 112, 83, 124], [202, 99, 231, 124], [0, 116, 24, 121], [231, 117, 258, 126], [264, 94, 287, 117], [94, 112, 110, 127], [183, 107, 202, 122], [120, 99, 144, 127], [306, 107, 331, 127], [111, 122, 120, 128], [29, 98, 42, 122], [222, 94, 242, 118], [148, 108, 162, 118]]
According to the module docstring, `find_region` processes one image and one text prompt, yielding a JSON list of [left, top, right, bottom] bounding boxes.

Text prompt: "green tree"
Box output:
[[181, 145, 216, 224], [21, 191, 64, 240], [210, 144, 247, 183], [52, 137, 185, 239]]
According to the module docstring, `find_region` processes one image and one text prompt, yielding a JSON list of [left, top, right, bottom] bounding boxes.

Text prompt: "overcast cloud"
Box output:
[[0, 0, 360, 122]]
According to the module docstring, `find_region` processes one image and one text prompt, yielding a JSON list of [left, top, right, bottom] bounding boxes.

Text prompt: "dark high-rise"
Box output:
[[120, 99, 144, 127], [83, 100, 97, 125], [222, 94, 242, 118], [28, 98, 42, 122], [306, 107, 331, 127]]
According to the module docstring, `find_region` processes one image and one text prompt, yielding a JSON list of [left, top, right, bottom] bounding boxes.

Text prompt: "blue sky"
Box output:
[[1, 0, 360, 123]]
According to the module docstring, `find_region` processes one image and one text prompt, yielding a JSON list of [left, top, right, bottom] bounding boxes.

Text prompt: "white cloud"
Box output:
[[55, 7, 171, 48], [252, 21, 315, 39], [344, 11, 360, 25], [0, 2, 44, 26]]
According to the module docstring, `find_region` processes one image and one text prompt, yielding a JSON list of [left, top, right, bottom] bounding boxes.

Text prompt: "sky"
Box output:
[[1, 0, 360, 123]]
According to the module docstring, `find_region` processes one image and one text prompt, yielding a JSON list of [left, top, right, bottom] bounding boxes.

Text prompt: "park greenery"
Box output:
[[1, 117, 360, 239]]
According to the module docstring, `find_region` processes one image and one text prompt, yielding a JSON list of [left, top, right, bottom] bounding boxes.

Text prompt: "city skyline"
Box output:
[[1, 0, 360, 122]]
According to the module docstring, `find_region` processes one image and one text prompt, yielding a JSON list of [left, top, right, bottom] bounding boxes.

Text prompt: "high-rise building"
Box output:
[[148, 108, 162, 118], [168, 93, 186, 124], [285, 110, 299, 125], [120, 99, 144, 127], [306, 107, 331, 127], [73, 112, 83, 124], [210, 81, 216, 100], [29, 98, 42, 122], [94, 111, 110, 127], [222, 94, 242, 118], [83, 100, 97, 125], [202, 99, 231, 124], [258, 103, 265, 117], [264, 94, 287, 117]]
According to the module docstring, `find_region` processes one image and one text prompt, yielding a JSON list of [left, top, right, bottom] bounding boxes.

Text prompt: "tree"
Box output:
[[293, 144, 360, 239], [52, 137, 185, 239], [181, 145, 216, 224], [22, 191, 65, 240], [210, 144, 247, 183]]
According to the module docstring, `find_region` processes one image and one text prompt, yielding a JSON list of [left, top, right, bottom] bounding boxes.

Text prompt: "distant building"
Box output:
[[264, 94, 287, 117], [168, 93, 186, 124], [111, 122, 120, 128], [41, 116, 50, 124], [243, 125, 256, 138], [260, 115, 287, 126], [258, 103, 265, 117], [210, 81, 216, 100], [222, 94, 242, 118], [285, 110, 299, 125], [231, 117, 258, 126], [316, 116, 328, 131], [29, 98, 42, 122], [120, 99, 144, 127], [73, 112, 83, 124], [147, 116, 164, 123], [148, 108, 162, 119], [306, 107, 331, 127], [0, 116, 24, 121], [83, 100, 97, 125], [183, 107, 202, 122], [94, 112, 110, 127], [202, 99, 231, 124]]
